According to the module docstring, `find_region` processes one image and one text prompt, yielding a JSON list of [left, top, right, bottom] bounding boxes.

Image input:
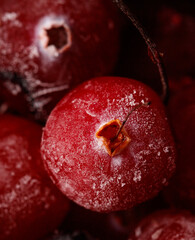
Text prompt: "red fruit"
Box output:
[[107, 194, 168, 239], [0, 0, 120, 120], [169, 76, 194, 93], [129, 210, 195, 240], [0, 114, 69, 240], [41, 77, 176, 212], [164, 83, 195, 212], [155, 7, 195, 77]]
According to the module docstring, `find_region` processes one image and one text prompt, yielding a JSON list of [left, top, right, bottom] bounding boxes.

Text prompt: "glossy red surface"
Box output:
[[0, 0, 120, 120], [0, 114, 69, 240], [41, 77, 176, 212]]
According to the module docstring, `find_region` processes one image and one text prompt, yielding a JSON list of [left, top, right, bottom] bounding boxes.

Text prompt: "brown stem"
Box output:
[[113, 0, 169, 103]]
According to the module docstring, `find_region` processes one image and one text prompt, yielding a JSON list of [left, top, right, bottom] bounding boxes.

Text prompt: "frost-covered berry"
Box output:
[[130, 210, 195, 240], [0, 0, 120, 120], [41, 77, 176, 212], [0, 114, 69, 240]]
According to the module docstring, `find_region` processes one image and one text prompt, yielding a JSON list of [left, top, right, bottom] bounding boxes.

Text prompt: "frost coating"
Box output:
[[0, 115, 69, 240], [0, 0, 120, 120], [1, 12, 22, 27], [133, 170, 142, 183], [41, 77, 176, 212], [131, 210, 195, 240]]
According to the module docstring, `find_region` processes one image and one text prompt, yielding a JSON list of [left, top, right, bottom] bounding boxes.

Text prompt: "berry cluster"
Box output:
[[0, 0, 194, 239]]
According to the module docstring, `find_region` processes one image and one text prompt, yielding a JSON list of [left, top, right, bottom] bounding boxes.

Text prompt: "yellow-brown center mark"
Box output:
[[96, 119, 130, 157]]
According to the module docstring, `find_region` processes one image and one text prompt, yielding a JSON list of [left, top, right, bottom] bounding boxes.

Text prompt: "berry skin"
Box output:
[[41, 77, 176, 212], [0, 0, 120, 120], [164, 83, 195, 212], [129, 210, 195, 240], [0, 114, 69, 240], [155, 7, 195, 77]]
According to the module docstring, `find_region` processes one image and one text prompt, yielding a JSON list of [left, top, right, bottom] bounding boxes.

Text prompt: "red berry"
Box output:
[[129, 210, 195, 240], [0, 0, 120, 120], [155, 7, 195, 77], [164, 83, 195, 212], [169, 76, 194, 93], [0, 114, 69, 240], [41, 77, 176, 212]]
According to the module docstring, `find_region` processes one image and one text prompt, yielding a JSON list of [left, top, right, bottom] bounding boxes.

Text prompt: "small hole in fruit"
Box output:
[[46, 26, 68, 52], [37, 16, 72, 57], [96, 119, 131, 157]]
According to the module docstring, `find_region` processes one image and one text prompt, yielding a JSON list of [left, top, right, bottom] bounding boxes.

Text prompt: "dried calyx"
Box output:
[[96, 119, 130, 157], [96, 101, 151, 156]]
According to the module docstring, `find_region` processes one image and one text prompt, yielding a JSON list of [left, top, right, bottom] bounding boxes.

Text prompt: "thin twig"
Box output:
[[113, 101, 151, 141], [113, 0, 169, 103]]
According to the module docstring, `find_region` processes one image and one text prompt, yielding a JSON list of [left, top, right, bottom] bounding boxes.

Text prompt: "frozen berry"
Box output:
[[107, 194, 168, 239], [0, 114, 69, 240], [169, 76, 194, 94], [0, 0, 120, 120], [155, 7, 195, 77], [164, 83, 195, 212], [129, 210, 195, 240], [41, 77, 176, 212]]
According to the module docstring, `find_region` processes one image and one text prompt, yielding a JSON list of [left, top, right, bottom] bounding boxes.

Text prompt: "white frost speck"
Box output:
[[135, 227, 142, 237], [28, 45, 39, 59], [111, 156, 122, 168], [2, 12, 18, 21], [32, 84, 69, 98], [163, 147, 170, 153], [162, 178, 167, 185], [151, 228, 162, 239], [85, 110, 96, 117], [133, 170, 142, 182], [2, 12, 22, 27]]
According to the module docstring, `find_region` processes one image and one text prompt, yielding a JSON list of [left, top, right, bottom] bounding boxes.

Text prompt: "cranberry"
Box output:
[[41, 77, 176, 212], [155, 7, 195, 77], [129, 210, 195, 240], [0, 114, 69, 240], [169, 76, 194, 93], [107, 193, 168, 239], [164, 83, 195, 212], [0, 0, 120, 120], [116, 4, 195, 93]]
